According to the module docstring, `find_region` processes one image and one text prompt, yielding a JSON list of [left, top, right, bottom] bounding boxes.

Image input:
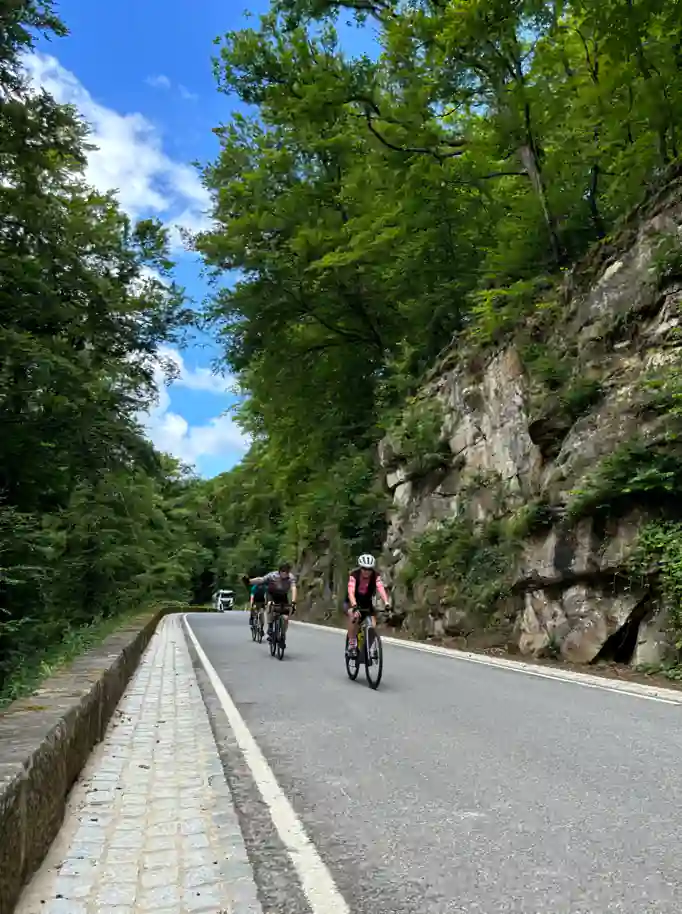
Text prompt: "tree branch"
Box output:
[[321, 0, 393, 24], [363, 109, 465, 161]]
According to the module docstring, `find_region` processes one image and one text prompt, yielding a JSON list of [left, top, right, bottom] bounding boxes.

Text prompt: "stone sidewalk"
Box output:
[[16, 615, 262, 914]]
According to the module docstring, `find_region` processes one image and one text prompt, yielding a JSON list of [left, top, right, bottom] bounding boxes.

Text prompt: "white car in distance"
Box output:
[[213, 589, 235, 612]]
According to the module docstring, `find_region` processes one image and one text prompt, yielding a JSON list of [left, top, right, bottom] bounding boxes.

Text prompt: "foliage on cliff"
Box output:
[[195, 0, 682, 588]]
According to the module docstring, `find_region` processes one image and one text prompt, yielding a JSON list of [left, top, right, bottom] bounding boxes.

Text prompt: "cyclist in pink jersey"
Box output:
[[345, 553, 391, 658]]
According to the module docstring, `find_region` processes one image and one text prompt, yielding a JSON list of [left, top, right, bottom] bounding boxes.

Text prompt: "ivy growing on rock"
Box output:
[[629, 521, 682, 667], [399, 514, 522, 628], [387, 399, 450, 479]]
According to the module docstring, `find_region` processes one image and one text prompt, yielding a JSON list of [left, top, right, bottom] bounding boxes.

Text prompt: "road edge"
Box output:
[[291, 620, 682, 706], [182, 613, 351, 914]]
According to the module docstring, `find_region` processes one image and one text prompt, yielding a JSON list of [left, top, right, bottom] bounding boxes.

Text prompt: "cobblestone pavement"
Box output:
[[16, 615, 263, 914]]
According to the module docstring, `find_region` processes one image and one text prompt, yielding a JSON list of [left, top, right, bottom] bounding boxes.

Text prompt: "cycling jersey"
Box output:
[[261, 570, 296, 596], [251, 582, 267, 604], [347, 568, 388, 610]]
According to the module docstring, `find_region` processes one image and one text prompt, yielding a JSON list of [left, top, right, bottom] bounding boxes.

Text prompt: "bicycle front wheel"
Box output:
[[251, 616, 257, 641], [269, 620, 277, 656], [364, 628, 383, 690]]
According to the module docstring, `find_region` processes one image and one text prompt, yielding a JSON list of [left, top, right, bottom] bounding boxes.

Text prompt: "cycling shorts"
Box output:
[[345, 600, 373, 618], [252, 594, 267, 607], [269, 591, 291, 613]]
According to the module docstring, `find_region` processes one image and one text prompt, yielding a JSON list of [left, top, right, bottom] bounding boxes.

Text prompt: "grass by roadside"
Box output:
[[0, 601, 214, 710]]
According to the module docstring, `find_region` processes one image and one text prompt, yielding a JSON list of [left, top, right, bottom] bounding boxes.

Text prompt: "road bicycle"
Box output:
[[269, 606, 286, 660], [345, 611, 383, 689], [250, 606, 264, 643]]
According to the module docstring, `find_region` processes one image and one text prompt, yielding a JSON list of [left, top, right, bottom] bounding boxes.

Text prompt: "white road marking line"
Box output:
[[292, 620, 682, 706], [183, 614, 350, 914]]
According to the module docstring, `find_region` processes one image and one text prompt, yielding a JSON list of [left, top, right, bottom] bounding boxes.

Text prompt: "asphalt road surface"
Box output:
[[186, 611, 682, 914]]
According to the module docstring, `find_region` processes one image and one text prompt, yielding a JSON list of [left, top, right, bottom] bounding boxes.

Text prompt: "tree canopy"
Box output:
[[195, 0, 682, 588]]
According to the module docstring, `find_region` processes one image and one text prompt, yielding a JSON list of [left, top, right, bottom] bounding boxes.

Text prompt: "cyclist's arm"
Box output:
[[347, 574, 357, 607], [376, 575, 390, 605], [290, 582, 298, 603]]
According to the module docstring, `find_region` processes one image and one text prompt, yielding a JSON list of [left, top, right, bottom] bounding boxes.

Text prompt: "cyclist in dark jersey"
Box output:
[[246, 562, 297, 645], [345, 553, 391, 658]]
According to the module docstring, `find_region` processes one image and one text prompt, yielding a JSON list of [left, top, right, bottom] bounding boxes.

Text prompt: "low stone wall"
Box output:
[[0, 607, 178, 914]]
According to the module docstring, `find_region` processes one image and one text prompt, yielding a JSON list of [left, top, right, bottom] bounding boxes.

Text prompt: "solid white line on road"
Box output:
[[292, 620, 682, 706], [183, 614, 350, 914]]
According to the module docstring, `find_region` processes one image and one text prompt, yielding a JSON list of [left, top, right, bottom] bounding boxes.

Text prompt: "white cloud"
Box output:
[[139, 347, 249, 472], [23, 52, 212, 248], [19, 54, 240, 473], [156, 344, 235, 395], [147, 73, 198, 102], [146, 74, 171, 90]]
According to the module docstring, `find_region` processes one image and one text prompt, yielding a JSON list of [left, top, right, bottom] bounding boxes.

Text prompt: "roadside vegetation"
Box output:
[[195, 0, 682, 606], [0, 2, 220, 699], [4, 0, 682, 696]]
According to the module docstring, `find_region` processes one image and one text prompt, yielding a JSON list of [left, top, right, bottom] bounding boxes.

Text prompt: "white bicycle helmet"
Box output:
[[358, 553, 376, 569]]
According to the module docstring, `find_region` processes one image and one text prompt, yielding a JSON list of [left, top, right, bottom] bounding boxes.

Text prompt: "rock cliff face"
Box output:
[[379, 172, 682, 667], [296, 544, 347, 622]]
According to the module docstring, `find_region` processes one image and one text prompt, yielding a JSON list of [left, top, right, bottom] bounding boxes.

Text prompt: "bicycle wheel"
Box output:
[[256, 614, 264, 643], [269, 617, 277, 656], [251, 614, 257, 642], [345, 635, 359, 680], [364, 627, 383, 690], [277, 624, 286, 660]]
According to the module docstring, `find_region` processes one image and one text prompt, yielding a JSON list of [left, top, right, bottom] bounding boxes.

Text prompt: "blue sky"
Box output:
[[28, 0, 377, 477]]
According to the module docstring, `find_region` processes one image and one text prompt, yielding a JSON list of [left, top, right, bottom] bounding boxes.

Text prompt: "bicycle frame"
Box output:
[[357, 615, 375, 659], [269, 604, 287, 659], [346, 612, 383, 688], [250, 604, 265, 642]]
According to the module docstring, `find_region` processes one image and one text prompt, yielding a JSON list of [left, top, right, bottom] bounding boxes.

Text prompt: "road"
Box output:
[[186, 611, 682, 914]]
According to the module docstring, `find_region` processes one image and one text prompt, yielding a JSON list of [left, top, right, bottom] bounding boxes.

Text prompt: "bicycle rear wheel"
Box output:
[[256, 614, 264, 643], [364, 627, 383, 690], [345, 635, 359, 680]]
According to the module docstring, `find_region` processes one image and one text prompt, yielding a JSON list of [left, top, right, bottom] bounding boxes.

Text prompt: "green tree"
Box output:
[[194, 0, 682, 615], [0, 1, 206, 698]]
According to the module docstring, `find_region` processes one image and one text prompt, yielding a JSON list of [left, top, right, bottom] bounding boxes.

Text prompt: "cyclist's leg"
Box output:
[[364, 608, 378, 655], [280, 594, 291, 633], [271, 595, 288, 639], [346, 600, 361, 653], [266, 598, 281, 639]]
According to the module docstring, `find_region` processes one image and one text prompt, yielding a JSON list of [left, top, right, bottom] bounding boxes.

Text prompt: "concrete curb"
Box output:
[[0, 606, 187, 914]]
